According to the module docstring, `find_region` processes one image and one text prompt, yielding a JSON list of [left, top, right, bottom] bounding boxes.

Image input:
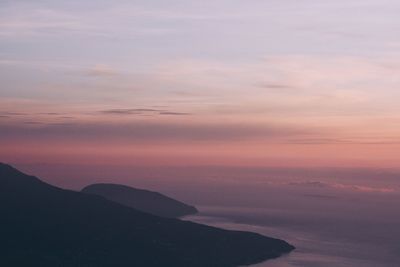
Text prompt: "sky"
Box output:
[[1, 0, 400, 170]]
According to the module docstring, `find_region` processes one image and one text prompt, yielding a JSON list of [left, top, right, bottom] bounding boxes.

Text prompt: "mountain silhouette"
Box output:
[[0, 163, 294, 267], [82, 183, 198, 218]]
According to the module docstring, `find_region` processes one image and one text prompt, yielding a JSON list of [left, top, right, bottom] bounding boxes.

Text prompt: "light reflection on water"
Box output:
[[184, 202, 400, 267]]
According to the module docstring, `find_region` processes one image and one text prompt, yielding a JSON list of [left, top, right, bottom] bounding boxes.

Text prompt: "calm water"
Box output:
[[183, 180, 400, 267]]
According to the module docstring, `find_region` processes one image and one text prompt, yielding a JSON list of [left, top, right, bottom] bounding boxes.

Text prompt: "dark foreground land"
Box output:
[[0, 163, 294, 267]]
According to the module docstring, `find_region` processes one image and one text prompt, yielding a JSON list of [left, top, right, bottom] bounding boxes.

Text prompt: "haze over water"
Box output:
[[179, 168, 400, 267]]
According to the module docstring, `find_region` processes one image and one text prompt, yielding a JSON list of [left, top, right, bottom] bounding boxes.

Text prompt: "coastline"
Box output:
[[183, 205, 400, 267]]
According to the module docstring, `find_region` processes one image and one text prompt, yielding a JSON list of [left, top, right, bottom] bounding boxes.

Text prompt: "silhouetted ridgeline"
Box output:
[[0, 163, 294, 267], [82, 183, 198, 218]]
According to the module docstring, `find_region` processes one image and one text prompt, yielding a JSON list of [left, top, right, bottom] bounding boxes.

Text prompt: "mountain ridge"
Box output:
[[82, 183, 198, 218], [0, 162, 294, 267]]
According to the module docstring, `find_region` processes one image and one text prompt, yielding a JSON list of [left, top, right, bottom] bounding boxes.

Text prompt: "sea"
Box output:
[[177, 168, 400, 267]]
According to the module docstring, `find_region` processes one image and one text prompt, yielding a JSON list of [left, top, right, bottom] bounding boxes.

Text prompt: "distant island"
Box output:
[[0, 163, 294, 267], [82, 183, 198, 218]]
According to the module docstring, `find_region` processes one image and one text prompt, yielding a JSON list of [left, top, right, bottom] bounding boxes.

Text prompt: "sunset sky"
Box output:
[[1, 0, 400, 169]]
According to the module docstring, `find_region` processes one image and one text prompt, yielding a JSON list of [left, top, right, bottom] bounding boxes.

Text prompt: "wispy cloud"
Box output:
[[100, 108, 191, 116], [256, 83, 294, 90], [287, 180, 396, 193], [159, 111, 191, 116], [0, 120, 308, 143], [0, 112, 27, 116], [0, 2, 211, 39], [101, 109, 161, 115], [86, 64, 118, 77]]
